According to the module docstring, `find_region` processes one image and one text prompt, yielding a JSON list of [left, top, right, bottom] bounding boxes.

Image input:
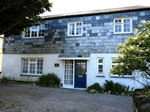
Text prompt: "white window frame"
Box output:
[[97, 58, 104, 76], [22, 58, 43, 75], [67, 21, 83, 36], [23, 25, 45, 38], [110, 57, 133, 77], [114, 18, 132, 34]]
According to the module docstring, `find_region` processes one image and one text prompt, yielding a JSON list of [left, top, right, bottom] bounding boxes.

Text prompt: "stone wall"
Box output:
[[3, 10, 150, 57]]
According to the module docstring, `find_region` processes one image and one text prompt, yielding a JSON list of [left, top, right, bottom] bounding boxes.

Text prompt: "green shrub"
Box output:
[[104, 80, 130, 95], [87, 83, 102, 92], [1, 76, 9, 82], [104, 80, 114, 93], [37, 73, 60, 87]]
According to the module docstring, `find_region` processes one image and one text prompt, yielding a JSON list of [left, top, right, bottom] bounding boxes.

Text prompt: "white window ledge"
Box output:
[[20, 74, 42, 77], [96, 75, 105, 78], [110, 75, 134, 79], [22, 37, 44, 39]]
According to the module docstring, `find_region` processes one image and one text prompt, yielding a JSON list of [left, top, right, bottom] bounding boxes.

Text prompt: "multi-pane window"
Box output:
[[114, 18, 132, 34], [98, 58, 103, 74], [64, 60, 73, 85], [68, 22, 83, 36], [22, 58, 43, 75], [24, 25, 45, 38]]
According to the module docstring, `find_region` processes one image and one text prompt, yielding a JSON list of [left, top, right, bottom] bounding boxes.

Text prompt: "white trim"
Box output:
[[114, 17, 132, 34], [22, 58, 43, 75], [22, 25, 45, 38], [97, 57, 104, 76], [110, 57, 133, 78], [73, 60, 75, 88], [63, 60, 74, 89], [58, 57, 90, 60], [67, 21, 83, 36]]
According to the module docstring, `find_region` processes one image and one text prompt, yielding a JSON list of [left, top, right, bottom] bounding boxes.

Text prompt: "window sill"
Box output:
[[20, 74, 42, 77], [114, 32, 133, 34], [96, 75, 105, 77], [67, 35, 83, 37], [110, 75, 134, 79], [22, 37, 44, 39]]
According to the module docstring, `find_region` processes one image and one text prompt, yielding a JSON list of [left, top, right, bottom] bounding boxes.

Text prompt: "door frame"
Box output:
[[74, 60, 87, 88], [63, 60, 75, 89], [63, 60, 87, 89]]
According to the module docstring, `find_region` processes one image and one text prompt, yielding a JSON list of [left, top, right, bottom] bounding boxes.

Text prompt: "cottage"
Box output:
[[2, 6, 150, 89]]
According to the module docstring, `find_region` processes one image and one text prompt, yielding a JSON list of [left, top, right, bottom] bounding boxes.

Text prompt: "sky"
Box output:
[[40, 0, 150, 16]]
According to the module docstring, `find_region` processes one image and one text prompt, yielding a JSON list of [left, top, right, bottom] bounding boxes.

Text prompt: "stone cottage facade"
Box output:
[[2, 6, 150, 89]]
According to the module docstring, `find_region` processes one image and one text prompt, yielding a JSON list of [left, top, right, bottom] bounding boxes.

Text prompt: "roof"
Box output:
[[41, 5, 150, 20]]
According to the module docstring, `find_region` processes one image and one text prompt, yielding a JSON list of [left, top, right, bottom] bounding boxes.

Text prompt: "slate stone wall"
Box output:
[[3, 10, 150, 57]]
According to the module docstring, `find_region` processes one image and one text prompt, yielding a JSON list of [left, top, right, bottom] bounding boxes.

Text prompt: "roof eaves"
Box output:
[[41, 5, 150, 20]]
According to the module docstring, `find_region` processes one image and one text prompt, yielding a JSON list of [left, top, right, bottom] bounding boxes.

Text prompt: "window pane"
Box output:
[[31, 26, 37, 30], [22, 59, 28, 73], [115, 19, 121, 23], [29, 63, 36, 74], [69, 23, 75, 35], [98, 65, 103, 74], [31, 31, 37, 37], [76, 28, 82, 35], [76, 22, 82, 26], [39, 26, 45, 37], [25, 28, 30, 37], [115, 25, 121, 33], [37, 59, 43, 74], [81, 63, 86, 75], [124, 19, 130, 32], [30, 59, 36, 62], [98, 59, 103, 63]]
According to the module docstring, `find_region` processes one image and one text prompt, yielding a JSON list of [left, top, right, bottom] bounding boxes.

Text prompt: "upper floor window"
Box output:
[[68, 22, 83, 36], [114, 18, 132, 34], [24, 25, 45, 38]]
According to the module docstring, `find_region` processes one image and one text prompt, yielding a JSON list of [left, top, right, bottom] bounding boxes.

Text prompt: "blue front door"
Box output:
[[75, 60, 87, 88]]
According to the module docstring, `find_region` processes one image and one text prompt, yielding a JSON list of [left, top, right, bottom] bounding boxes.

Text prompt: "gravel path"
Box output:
[[0, 83, 133, 112]]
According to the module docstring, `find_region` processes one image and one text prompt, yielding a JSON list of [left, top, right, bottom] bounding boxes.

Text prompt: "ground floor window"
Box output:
[[22, 58, 43, 75], [98, 58, 103, 75]]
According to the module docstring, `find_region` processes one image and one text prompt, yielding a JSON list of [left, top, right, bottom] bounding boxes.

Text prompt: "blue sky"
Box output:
[[40, 0, 150, 16]]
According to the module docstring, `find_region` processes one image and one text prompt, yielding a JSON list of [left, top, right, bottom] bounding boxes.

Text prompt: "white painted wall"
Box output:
[[2, 53, 144, 90], [87, 53, 144, 90], [2, 54, 64, 83]]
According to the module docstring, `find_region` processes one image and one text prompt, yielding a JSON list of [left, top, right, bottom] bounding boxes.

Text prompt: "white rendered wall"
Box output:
[[2, 53, 144, 90], [2, 54, 64, 83], [87, 53, 144, 90]]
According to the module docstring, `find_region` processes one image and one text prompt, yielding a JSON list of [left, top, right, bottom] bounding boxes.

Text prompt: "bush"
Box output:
[[37, 73, 60, 87], [104, 80, 130, 95], [1, 76, 9, 82], [87, 83, 102, 93]]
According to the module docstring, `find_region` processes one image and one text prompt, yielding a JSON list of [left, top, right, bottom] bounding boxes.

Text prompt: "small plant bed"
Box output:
[[36, 73, 61, 88], [103, 80, 133, 96], [0, 76, 37, 85], [87, 83, 103, 93], [87, 80, 133, 96], [0, 73, 62, 88]]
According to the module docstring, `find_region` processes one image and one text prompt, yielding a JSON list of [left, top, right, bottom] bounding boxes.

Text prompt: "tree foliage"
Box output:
[[0, 0, 52, 37], [110, 22, 150, 79]]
